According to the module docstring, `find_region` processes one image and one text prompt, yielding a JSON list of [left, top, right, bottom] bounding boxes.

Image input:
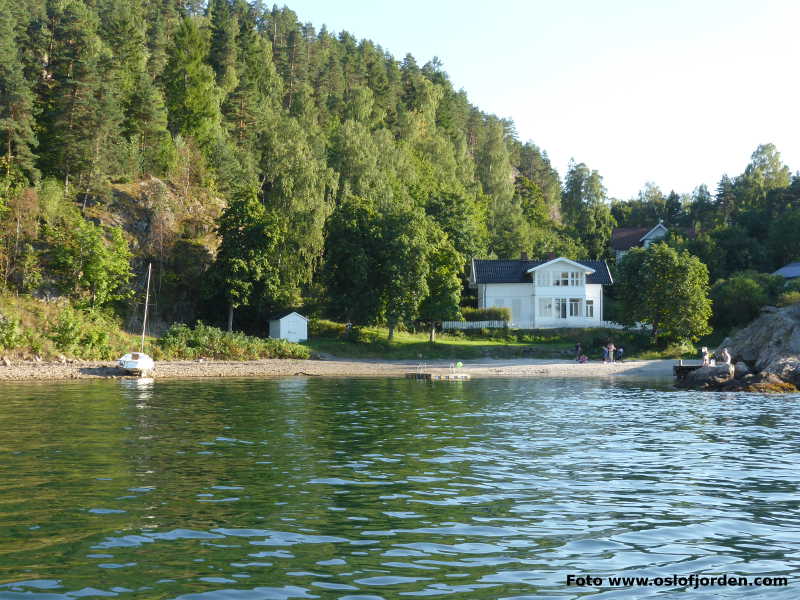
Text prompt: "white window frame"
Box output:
[[539, 298, 552, 317], [585, 299, 594, 318], [569, 298, 581, 317], [553, 272, 569, 286]]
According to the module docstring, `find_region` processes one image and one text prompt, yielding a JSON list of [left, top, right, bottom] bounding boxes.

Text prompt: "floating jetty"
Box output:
[[405, 372, 471, 381]]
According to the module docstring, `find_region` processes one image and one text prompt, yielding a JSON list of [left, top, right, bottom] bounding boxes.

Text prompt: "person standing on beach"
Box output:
[[602, 345, 609, 363], [575, 342, 582, 362], [607, 342, 616, 363]]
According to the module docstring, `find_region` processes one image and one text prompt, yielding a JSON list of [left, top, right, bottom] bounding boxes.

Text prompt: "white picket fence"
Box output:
[[442, 320, 507, 330], [442, 319, 644, 331]]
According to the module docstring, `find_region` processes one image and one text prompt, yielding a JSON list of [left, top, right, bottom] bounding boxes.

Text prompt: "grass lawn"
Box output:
[[306, 324, 587, 361], [303, 320, 709, 362]]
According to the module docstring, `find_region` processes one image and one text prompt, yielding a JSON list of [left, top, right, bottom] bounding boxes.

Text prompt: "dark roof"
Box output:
[[774, 262, 800, 279], [610, 227, 650, 250], [473, 259, 613, 285]]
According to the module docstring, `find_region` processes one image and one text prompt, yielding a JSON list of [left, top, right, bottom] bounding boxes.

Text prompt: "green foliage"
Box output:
[[48, 307, 116, 359], [616, 244, 712, 343], [777, 291, 800, 307], [709, 275, 767, 330], [0, 312, 22, 350], [461, 307, 512, 322], [155, 322, 310, 360], [45, 207, 133, 308]]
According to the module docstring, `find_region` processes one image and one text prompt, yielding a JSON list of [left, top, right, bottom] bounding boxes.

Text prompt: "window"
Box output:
[[538, 298, 552, 317], [555, 298, 568, 318], [569, 272, 583, 286], [569, 298, 581, 317], [585, 300, 594, 318], [537, 272, 550, 286], [554, 272, 570, 286]]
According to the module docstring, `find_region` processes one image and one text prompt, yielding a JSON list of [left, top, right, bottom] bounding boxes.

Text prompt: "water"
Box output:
[[0, 377, 798, 599]]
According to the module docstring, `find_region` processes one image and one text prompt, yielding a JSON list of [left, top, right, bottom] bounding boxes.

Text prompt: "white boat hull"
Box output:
[[117, 353, 155, 377]]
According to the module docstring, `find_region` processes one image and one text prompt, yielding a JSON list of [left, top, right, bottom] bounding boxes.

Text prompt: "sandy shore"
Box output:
[[0, 357, 674, 382]]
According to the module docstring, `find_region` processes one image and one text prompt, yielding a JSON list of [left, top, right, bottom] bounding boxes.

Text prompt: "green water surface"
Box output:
[[0, 377, 798, 599]]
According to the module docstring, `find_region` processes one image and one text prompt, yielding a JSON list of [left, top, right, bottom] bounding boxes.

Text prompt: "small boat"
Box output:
[[118, 351, 155, 377], [118, 263, 156, 378]]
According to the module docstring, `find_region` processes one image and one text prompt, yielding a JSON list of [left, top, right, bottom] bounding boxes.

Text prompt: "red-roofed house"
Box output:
[[610, 222, 668, 261]]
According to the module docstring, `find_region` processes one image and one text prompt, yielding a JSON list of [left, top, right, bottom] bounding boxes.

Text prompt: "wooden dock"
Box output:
[[405, 372, 471, 381], [673, 362, 703, 380]]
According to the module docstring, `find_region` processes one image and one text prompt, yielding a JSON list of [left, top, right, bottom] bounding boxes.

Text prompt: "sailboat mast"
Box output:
[[141, 263, 152, 353]]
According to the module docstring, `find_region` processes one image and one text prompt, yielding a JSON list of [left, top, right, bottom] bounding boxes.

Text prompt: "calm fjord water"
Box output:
[[0, 377, 798, 599]]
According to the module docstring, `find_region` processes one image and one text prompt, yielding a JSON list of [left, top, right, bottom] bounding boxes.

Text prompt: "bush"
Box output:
[[48, 307, 116, 359], [710, 274, 769, 329], [0, 314, 22, 350], [777, 291, 800, 307], [309, 318, 347, 338], [461, 307, 511, 322], [155, 322, 310, 360]]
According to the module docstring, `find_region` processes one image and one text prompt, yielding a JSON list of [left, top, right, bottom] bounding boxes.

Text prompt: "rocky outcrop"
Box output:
[[685, 303, 800, 392], [679, 363, 735, 389]]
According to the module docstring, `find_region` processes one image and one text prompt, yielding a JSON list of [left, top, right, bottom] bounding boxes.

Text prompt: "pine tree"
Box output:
[[163, 17, 224, 150], [0, 0, 38, 182]]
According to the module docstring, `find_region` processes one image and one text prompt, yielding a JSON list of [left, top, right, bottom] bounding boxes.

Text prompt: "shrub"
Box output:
[[48, 307, 116, 359], [461, 307, 511, 322], [0, 314, 22, 350], [309, 318, 347, 338], [155, 322, 310, 360], [777, 291, 800, 307]]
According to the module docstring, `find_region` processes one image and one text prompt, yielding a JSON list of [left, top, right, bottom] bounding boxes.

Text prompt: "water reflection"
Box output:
[[0, 378, 798, 599]]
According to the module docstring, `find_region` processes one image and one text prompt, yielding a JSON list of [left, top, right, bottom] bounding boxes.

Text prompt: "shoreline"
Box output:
[[0, 357, 675, 382]]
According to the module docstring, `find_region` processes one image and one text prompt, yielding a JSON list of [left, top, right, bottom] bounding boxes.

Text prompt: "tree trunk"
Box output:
[[228, 304, 234, 332], [429, 322, 436, 343], [388, 322, 395, 341]]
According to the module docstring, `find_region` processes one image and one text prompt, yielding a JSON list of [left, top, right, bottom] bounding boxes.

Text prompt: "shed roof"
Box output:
[[268, 311, 308, 322], [774, 262, 800, 279], [472, 259, 613, 285]]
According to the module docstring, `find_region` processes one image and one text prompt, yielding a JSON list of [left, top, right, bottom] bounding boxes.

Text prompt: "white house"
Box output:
[[470, 257, 613, 329], [269, 312, 308, 343], [610, 222, 668, 262]]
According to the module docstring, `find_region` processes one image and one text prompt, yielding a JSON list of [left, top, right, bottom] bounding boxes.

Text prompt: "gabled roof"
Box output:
[[526, 257, 595, 274], [639, 222, 668, 242], [774, 262, 800, 279], [473, 259, 613, 285], [610, 227, 650, 250], [268, 311, 308, 322]]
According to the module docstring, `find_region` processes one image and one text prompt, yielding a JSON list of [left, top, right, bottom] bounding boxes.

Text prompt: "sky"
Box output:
[[285, 0, 800, 199]]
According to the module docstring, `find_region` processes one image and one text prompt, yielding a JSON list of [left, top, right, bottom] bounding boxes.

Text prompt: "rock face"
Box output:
[[700, 303, 800, 392], [720, 303, 800, 384]]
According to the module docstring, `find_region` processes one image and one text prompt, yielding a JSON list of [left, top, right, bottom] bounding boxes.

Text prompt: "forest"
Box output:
[[1, 0, 799, 348]]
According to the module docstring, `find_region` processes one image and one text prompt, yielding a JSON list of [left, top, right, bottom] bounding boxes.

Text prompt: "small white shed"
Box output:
[[268, 312, 308, 343]]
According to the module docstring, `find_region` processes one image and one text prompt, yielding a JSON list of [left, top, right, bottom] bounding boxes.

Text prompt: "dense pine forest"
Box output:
[[1, 0, 799, 348]]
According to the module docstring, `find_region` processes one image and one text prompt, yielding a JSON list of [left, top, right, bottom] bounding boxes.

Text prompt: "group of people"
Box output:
[[701, 346, 731, 366], [573, 342, 624, 363]]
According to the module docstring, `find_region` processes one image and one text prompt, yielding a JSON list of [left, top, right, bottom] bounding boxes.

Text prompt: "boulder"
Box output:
[[734, 361, 751, 378], [761, 356, 800, 387], [679, 363, 735, 389], [1, 356, 10, 367], [721, 303, 800, 371]]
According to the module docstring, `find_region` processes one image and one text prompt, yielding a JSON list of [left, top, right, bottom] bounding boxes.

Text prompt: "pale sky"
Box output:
[[286, 0, 800, 199]]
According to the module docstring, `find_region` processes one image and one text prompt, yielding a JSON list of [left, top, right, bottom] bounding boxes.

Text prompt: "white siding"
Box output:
[[269, 313, 308, 343], [474, 258, 608, 329], [483, 283, 533, 325]]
